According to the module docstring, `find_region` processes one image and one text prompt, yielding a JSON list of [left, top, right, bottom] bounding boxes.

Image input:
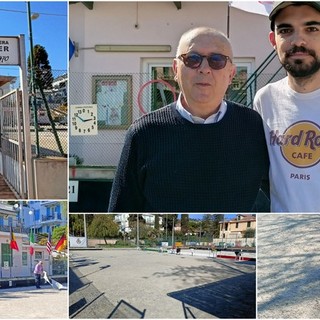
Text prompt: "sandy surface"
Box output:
[[257, 214, 320, 319], [69, 248, 256, 318]]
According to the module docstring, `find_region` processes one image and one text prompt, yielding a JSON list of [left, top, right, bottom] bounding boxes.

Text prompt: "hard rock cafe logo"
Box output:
[[269, 121, 320, 168]]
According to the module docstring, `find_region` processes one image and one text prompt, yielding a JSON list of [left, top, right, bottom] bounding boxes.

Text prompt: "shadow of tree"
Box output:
[[69, 256, 144, 319], [257, 214, 320, 318], [168, 273, 255, 319], [151, 257, 253, 288], [150, 258, 255, 318]]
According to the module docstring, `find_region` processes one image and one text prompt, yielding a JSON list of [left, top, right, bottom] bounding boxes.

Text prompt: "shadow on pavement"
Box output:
[[108, 300, 146, 319], [69, 259, 145, 319], [258, 214, 320, 318], [168, 273, 256, 319], [71, 257, 100, 268], [79, 265, 111, 279], [69, 266, 92, 294]]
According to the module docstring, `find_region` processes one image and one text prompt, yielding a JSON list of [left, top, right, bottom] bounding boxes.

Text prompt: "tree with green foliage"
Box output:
[[60, 201, 68, 221], [181, 214, 189, 234], [28, 44, 54, 89], [69, 214, 85, 236], [187, 219, 199, 233], [162, 214, 178, 232], [87, 215, 118, 244], [52, 225, 67, 244], [242, 228, 255, 238], [128, 214, 146, 227], [202, 214, 223, 238], [154, 214, 160, 230], [38, 225, 67, 247], [130, 223, 161, 241]]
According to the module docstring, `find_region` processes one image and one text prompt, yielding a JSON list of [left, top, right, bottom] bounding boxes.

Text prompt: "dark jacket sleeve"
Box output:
[[108, 126, 145, 212]]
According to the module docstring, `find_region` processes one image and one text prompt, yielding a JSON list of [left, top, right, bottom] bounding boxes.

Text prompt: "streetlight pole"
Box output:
[[137, 214, 139, 249], [27, 2, 40, 156], [29, 209, 35, 235], [83, 214, 88, 248], [171, 216, 175, 248], [29, 208, 35, 275], [165, 214, 168, 241]]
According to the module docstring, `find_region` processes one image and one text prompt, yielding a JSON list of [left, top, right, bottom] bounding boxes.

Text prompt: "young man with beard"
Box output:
[[254, 2, 320, 212]]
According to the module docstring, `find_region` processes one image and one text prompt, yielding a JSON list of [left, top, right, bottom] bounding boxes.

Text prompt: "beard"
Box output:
[[282, 46, 320, 78]]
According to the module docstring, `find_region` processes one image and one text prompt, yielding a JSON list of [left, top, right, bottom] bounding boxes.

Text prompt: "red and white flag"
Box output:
[[47, 232, 52, 255], [230, 1, 273, 16]]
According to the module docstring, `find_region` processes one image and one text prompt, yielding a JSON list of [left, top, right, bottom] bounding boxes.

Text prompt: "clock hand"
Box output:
[[83, 118, 94, 122], [75, 115, 85, 122]]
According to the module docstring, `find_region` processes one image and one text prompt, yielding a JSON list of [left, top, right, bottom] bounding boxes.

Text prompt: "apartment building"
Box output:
[[219, 214, 256, 241]]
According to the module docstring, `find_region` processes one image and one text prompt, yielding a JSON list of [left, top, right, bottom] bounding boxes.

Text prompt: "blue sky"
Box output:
[[0, 1, 67, 77]]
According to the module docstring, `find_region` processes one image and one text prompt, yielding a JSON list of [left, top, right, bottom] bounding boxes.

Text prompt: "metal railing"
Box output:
[[227, 50, 285, 107], [0, 89, 27, 198]]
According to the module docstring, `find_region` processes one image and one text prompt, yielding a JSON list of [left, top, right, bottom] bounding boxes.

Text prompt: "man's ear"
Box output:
[[172, 59, 178, 76], [172, 59, 179, 82], [229, 64, 236, 85], [269, 31, 276, 49]]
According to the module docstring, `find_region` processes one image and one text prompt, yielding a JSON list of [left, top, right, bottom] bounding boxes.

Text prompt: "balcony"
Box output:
[[41, 215, 65, 225], [0, 225, 29, 234]]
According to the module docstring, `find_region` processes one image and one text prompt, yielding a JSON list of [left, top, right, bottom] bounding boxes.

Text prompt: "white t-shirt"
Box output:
[[254, 77, 320, 212]]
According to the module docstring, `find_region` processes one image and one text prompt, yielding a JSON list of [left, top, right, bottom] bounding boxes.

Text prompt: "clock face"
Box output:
[[70, 104, 98, 136]]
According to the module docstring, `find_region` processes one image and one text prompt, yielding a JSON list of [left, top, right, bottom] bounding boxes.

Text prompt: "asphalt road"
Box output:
[[257, 214, 320, 319], [69, 248, 256, 319]]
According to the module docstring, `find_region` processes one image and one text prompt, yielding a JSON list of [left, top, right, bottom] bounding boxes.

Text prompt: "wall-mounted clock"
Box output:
[[70, 104, 98, 136]]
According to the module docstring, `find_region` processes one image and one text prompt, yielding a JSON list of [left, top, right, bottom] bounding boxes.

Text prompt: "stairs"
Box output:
[[0, 175, 17, 199], [227, 50, 284, 108]]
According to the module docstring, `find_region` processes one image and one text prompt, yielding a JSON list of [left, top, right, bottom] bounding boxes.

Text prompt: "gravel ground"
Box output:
[[257, 214, 320, 319], [69, 249, 256, 319], [0, 284, 68, 319]]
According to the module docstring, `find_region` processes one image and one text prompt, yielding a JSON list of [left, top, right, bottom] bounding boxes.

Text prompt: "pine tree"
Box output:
[[28, 44, 54, 89]]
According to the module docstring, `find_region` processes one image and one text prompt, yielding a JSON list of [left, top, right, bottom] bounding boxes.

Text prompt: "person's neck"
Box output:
[[182, 96, 222, 119], [288, 72, 320, 93]]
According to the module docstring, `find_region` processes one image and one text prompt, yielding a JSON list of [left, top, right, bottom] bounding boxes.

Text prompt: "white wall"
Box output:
[[69, 1, 282, 166], [70, 1, 278, 73]]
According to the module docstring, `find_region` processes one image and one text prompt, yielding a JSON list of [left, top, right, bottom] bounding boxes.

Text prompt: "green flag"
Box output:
[[29, 232, 34, 255]]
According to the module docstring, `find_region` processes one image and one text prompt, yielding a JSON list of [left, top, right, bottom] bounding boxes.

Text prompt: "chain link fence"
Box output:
[[69, 71, 286, 167], [6, 69, 68, 158], [30, 69, 68, 158]]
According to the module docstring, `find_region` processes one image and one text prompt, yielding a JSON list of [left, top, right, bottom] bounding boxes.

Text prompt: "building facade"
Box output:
[[219, 214, 256, 246], [0, 201, 67, 279], [114, 214, 163, 233]]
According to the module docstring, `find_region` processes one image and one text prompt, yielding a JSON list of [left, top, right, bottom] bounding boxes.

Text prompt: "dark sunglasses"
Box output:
[[178, 52, 232, 70]]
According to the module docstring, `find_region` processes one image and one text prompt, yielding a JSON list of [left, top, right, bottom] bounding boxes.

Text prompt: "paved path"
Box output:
[[257, 214, 320, 319], [69, 249, 256, 319], [0, 284, 68, 318]]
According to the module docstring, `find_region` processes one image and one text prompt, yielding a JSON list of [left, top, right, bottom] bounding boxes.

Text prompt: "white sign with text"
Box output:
[[69, 180, 79, 202], [0, 37, 19, 65]]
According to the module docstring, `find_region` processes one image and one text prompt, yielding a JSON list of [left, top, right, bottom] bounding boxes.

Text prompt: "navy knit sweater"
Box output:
[[108, 101, 269, 212]]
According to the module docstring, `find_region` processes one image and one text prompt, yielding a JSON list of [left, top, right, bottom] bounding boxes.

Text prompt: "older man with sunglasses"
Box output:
[[108, 26, 269, 213]]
